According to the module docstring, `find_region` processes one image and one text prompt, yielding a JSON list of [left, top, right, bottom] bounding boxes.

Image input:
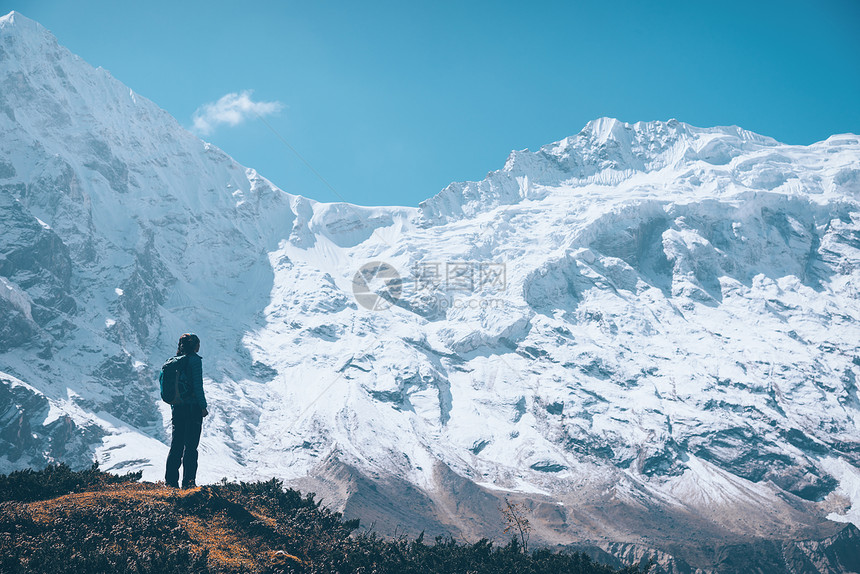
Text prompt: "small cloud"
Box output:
[[191, 90, 283, 135]]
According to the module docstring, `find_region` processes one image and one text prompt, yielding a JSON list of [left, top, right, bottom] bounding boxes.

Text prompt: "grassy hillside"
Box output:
[[0, 464, 648, 573]]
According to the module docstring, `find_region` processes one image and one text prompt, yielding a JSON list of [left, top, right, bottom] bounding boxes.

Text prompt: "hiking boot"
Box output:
[[181, 480, 196, 489], [166, 481, 179, 488]]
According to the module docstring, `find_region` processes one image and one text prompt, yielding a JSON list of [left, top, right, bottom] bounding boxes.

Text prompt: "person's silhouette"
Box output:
[[164, 333, 208, 488]]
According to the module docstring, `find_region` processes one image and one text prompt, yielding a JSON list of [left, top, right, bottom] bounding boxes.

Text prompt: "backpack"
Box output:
[[159, 355, 192, 405]]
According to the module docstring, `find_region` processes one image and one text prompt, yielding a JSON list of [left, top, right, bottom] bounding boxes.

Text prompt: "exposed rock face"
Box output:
[[1, 10, 860, 573], [0, 374, 103, 468], [579, 524, 860, 574], [0, 191, 75, 339]]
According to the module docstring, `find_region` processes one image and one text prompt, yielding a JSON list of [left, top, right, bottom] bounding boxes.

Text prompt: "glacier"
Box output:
[[1, 10, 860, 572]]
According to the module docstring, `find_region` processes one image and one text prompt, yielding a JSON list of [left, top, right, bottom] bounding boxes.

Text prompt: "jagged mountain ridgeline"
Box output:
[[1, 10, 859, 573]]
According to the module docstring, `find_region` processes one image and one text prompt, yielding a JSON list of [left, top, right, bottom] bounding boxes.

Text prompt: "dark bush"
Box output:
[[0, 462, 142, 502]]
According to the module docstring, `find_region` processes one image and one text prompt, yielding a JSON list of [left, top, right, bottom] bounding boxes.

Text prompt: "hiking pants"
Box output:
[[165, 404, 203, 487]]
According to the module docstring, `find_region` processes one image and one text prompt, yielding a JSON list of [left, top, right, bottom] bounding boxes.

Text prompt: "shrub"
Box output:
[[0, 462, 142, 503]]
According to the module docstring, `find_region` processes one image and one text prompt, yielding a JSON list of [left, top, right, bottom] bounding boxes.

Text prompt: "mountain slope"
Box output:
[[1, 10, 860, 572]]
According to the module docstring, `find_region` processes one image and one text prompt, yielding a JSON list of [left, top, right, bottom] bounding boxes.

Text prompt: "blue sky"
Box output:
[[10, 0, 860, 207]]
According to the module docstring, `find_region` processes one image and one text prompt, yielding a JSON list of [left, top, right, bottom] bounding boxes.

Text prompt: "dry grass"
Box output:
[[25, 484, 175, 522], [2, 481, 306, 573]]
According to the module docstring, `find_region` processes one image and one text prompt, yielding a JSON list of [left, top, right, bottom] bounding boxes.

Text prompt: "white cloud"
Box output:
[[191, 90, 283, 135]]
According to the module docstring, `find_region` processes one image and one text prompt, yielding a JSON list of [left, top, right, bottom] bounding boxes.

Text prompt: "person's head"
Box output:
[[177, 333, 200, 356]]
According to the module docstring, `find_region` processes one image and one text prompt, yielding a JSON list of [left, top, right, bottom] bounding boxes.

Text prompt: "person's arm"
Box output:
[[188, 354, 207, 412]]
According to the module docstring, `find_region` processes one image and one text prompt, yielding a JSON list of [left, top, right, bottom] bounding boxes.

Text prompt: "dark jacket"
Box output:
[[176, 352, 206, 411]]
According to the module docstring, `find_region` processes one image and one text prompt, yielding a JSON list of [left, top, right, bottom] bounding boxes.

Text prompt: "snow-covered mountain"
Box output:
[[2, 10, 860, 572]]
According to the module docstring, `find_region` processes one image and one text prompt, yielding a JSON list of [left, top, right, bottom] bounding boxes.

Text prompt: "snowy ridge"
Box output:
[[418, 116, 853, 224], [2, 10, 860, 571]]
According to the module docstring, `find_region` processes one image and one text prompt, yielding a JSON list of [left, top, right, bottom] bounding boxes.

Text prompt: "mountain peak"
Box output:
[[0, 10, 21, 23], [420, 117, 787, 223], [0, 10, 48, 36], [0, 10, 63, 66], [580, 116, 632, 143]]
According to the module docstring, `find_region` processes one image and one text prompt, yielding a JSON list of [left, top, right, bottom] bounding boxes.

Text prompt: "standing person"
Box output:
[[164, 333, 208, 489]]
